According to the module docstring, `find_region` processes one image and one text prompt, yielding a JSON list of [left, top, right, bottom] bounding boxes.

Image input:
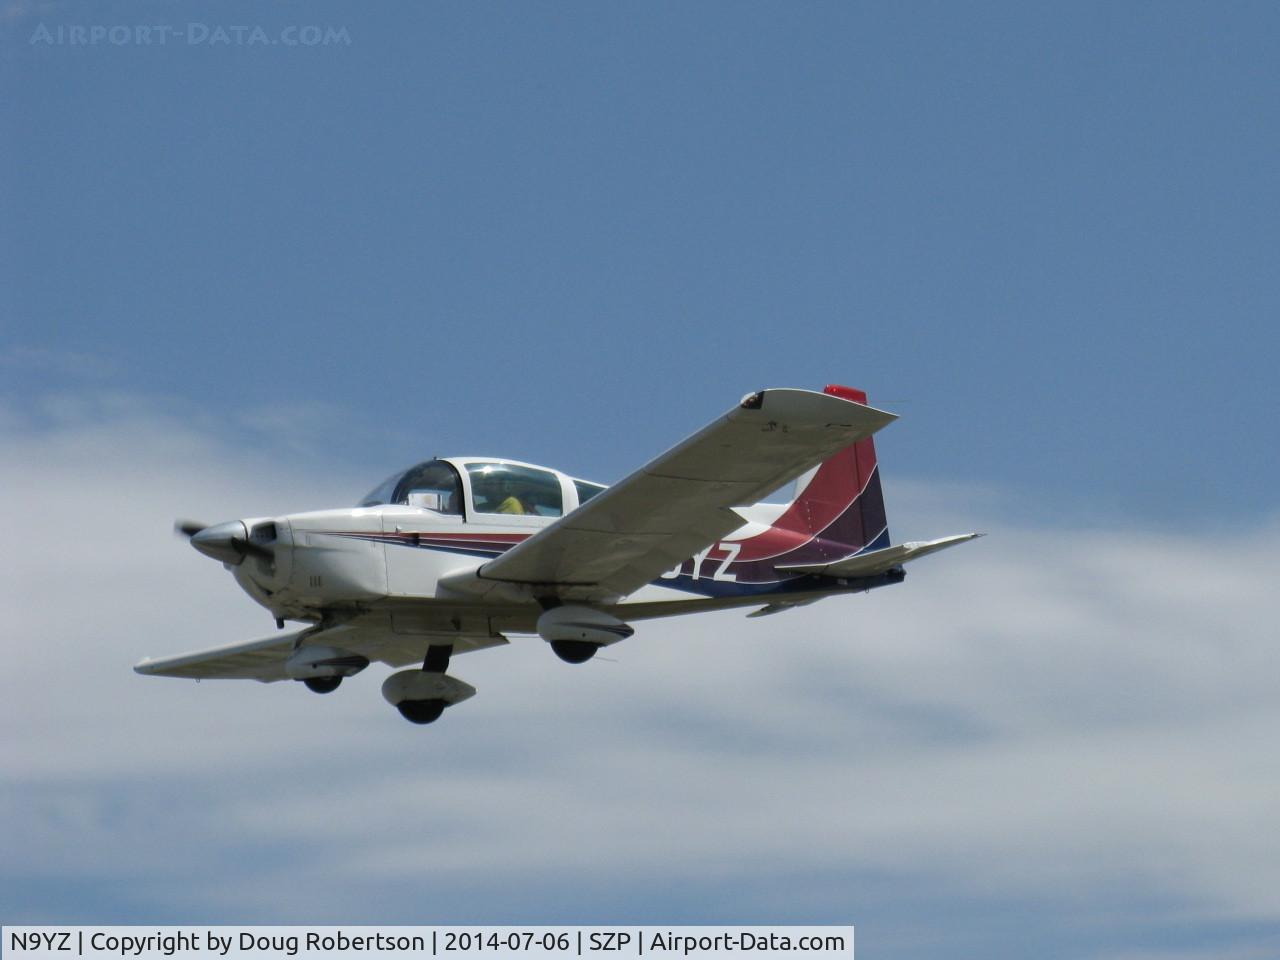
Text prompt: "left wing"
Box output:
[[442, 387, 897, 603]]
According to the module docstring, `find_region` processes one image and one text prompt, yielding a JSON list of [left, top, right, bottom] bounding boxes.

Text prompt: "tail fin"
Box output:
[[734, 385, 890, 568], [725, 384, 981, 592], [784, 384, 889, 554]]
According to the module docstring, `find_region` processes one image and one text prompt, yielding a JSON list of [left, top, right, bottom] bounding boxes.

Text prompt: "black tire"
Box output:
[[303, 676, 342, 694], [397, 698, 447, 724], [551, 640, 599, 664]]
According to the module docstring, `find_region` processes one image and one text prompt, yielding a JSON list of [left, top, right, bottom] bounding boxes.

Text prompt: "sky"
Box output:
[[2, 2, 1279, 958]]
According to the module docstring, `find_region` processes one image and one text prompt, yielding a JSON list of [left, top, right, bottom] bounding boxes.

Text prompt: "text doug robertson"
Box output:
[[59, 932, 426, 956]]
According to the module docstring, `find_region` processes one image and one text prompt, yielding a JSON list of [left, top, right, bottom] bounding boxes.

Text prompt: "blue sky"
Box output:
[[6, 0, 1277, 520], [3, 3, 1279, 959]]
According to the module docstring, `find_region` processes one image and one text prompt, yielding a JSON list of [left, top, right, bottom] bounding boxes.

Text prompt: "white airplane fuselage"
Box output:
[[229, 499, 809, 638]]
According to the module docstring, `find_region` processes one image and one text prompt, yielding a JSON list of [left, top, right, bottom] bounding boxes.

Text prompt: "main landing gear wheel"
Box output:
[[538, 607, 630, 663], [396, 698, 447, 724], [550, 640, 600, 664], [303, 676, 342, 694]]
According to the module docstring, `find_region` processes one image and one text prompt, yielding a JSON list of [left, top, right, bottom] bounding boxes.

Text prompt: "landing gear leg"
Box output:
[[422, 644, 452, 673]]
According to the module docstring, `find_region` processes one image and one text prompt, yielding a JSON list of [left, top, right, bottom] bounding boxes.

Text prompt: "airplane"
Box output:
[[136, 385, 979, 725]]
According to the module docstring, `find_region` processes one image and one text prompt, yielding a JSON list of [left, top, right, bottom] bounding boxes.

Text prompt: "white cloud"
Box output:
[[2, 395, 1279, 953]]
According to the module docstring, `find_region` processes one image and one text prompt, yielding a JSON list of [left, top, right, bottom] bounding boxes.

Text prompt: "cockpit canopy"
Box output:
[[359, 458, 605, 519], [360, 460, 464, 514]]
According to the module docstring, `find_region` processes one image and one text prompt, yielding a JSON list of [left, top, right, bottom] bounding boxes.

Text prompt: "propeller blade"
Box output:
[[175, 519, 206, 539]]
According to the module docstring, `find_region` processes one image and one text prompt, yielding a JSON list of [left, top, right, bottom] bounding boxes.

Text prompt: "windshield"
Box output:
[[359, 471, 401, 508], [358, 460, 463, 515]]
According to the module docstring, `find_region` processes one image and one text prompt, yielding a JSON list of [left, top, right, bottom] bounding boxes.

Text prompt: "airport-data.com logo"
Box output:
[[29, 23, 352, 47]]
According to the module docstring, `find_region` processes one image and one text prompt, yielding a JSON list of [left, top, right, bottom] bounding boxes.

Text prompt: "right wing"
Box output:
[[134, 621, 507, 682], [134, 629, 304, 681], [443, 388, 897, 603]]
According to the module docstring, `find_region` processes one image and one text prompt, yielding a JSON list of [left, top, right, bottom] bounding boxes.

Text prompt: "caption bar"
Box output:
[[4, 929, 852, 960]]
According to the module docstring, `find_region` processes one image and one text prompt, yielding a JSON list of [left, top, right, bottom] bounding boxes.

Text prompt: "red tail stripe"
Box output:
[[823, 383, 867, 404]]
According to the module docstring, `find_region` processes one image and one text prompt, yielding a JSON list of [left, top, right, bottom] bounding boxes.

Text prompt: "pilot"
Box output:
[[495, 480, 525, 515]]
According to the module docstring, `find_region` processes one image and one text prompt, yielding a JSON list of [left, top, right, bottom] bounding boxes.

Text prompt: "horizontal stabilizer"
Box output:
[[746, 598, 820, 618], [776, 532, 982, 579]]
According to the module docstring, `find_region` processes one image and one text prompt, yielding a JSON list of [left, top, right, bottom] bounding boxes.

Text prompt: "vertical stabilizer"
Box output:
[[778, 384, 889, 552], [730, 385, 890, 570]]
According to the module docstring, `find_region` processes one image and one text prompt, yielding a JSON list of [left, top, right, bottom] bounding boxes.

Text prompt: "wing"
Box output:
[[134, 621, 508, 682], [443, 387, 897, 602], [134, 629, 303, 681]]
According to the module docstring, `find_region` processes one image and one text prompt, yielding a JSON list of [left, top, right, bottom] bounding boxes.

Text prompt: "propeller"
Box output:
[[175, 519, 206, 539], [174, 518, 273, 564]]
